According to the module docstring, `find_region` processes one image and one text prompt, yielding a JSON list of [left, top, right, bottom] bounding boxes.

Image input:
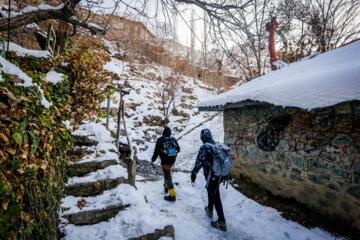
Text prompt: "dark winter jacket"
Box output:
[[192, 129, 216, 178], [151, 127, 180, 165]]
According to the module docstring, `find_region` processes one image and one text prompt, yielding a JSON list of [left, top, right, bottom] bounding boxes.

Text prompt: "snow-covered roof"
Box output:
[[199, 40, 360, 111]]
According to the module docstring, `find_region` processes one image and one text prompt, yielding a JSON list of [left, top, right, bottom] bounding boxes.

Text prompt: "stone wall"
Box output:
[[224, 100, 360, 230]]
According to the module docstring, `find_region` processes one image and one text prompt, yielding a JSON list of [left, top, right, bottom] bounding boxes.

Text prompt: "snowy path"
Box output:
[[136, 171, 336, 240], [62, 170, 336, 240], [61, 119, 338, 240]]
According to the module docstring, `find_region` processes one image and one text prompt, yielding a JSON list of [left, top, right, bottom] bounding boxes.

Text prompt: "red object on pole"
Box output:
[[266, 17, 279, 71]]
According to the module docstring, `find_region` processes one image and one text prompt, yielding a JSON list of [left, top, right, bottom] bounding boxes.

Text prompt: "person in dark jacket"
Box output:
[[151, 127, 180, 202], [191, 128, 227, 231]]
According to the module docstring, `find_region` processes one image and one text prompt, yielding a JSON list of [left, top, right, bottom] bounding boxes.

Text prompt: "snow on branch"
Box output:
[[0, 0, 106, 35]]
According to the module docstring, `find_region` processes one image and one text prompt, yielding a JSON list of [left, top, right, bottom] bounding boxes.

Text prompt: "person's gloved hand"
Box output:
[[191, 172, 196, 183]]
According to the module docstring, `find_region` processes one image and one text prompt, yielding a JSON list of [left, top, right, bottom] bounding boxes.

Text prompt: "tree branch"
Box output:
[[0, 1, 106, 35]]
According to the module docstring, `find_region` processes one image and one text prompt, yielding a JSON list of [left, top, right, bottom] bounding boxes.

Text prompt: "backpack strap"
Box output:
[[205, 142, 214, 189]]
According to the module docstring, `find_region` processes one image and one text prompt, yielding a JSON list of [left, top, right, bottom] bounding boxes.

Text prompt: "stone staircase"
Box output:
[[60, 134, 130, 226]]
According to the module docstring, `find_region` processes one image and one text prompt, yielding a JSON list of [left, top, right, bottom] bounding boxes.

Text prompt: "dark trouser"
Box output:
[[162, 164, 175, 196], [207, 176, 225, 221]]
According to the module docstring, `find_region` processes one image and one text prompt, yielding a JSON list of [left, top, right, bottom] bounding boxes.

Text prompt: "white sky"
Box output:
[[83, 0, 207, 50]]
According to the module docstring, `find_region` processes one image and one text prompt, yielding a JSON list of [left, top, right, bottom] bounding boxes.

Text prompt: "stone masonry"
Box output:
[[224, 100, 360, 230]]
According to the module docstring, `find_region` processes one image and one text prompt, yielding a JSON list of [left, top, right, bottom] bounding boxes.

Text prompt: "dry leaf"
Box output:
[[76, 197, 87, 210], [21, 212, 31, 223], [0, 102, 8, 109], [0, 132, 9, 143], [93, 182, 100, 189], [5, 147, 16, 155], [54, 106, 61, 117], [40, 163, 47, 170], [2, 201, 9, 211], [4, 128, 10, 136]]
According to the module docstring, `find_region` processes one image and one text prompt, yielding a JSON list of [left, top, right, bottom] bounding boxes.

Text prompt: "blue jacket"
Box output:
[[151, 127, 180, 165], [192, 129, 215, 177]]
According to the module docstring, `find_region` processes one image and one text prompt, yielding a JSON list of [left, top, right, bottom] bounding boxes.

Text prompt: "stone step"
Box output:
[[129, 225, 175, 240], [73, 135, 99, 147], [65, 177, 127, 197], [62, 204, 130, 226], [67, 159, 118, 177]]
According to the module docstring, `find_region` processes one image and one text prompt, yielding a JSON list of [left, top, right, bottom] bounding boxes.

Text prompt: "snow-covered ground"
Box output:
[[101, 57, 223, 164], [62, 165, 337, 240], [61, 78, 337, 239]]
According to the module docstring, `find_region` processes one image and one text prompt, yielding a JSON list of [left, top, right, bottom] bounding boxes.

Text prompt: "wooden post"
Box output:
[[105, 89, 111, 130], [7, 0, 10, 52], [115, 87, 122, 150]]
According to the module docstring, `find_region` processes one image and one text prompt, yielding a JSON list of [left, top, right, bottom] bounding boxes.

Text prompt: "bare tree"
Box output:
[[275, 0, 360, 52], [155, 67, 183, 126]]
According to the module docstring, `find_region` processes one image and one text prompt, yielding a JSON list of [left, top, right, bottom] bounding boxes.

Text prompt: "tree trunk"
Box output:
[[57, 20, 68, 54], [121, 101, 136, 187]]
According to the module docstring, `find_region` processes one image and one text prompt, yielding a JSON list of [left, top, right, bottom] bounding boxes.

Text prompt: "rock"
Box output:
[[65, 177, 127, 197], [334, 116, 353, 132], [340, 202, 351, 213], [244, 116, 258, 127], [346, 186, 360, 199], [308, 174, 323, 184], [332, 134, 352, 146], [308, 157, 323, 172], [67, 159, 118, 177], [67, 148, 94, 156], [312, 114, 333, 131], [246, 145, 258, 160], [325, 192, 337, 200], [275, 152, 286, 162], [319, 173, 331, 181], [261, 151, 272, 161], [332, 169, 350, 178], [129, 225, 175, 240], [291, 168, 301, 175], [320, 152, 336, 162], [355, 116, 360, 131], [73, 135, 98, 146], [291, 153, 305, 169], [354, 161, 360, 184], [328, 183, 340, 192], [62, 204, 130, 226], [276, 140, 289, 151], [334, 102, 352, 114]]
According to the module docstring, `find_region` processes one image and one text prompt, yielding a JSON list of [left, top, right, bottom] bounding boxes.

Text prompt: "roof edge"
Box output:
[[198, 100, 267, 112]]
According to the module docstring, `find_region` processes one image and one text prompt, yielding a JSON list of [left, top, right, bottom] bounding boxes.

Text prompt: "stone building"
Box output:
[[199, 41, 360, 230]]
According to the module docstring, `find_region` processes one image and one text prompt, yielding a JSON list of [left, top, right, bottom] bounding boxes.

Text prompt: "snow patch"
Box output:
[[1, 42, 51, 58], [46, 69, 64, 84], [0, 56, 33, 86], [66, 165, 127, 186]]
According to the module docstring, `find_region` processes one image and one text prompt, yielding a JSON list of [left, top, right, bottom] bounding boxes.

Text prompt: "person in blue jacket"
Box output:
[[191, 128, 227, 231]]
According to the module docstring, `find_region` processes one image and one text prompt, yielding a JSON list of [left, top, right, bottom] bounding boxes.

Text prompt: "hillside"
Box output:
[[100, 49, 224, 169]]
